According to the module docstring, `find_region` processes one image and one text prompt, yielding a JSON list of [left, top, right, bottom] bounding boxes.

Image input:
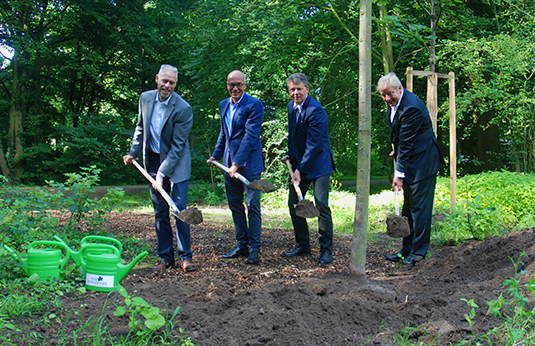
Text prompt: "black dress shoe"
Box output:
[[404, 254, 424, 265], [246, 250, 260, 265], [318, 251, 333, 265], [221, 247, 249, 259], [385, 252, 406, 262], [282, 246, 311, 258]]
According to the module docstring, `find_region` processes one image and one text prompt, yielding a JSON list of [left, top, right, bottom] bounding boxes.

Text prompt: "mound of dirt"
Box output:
[[53, 211, 535, 345]]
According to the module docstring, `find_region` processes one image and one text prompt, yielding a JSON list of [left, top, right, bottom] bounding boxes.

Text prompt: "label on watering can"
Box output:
[[86, 273, 115, 288]]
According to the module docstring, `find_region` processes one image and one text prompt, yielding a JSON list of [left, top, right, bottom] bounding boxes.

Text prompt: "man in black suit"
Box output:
[[282, 73, 335, 265], [378, 72, 444, 265]]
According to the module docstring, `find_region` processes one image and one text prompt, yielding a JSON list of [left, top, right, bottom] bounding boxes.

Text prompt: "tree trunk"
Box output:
[[350, 0, 371, 279], [380, 5, 394, 74]]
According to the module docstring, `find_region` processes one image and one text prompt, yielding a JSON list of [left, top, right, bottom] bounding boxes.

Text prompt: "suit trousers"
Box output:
[[401, 173, 437, 257], [224, 173, 262, 252], [288, 174, 333, 253], [148, 150, 192, 263]]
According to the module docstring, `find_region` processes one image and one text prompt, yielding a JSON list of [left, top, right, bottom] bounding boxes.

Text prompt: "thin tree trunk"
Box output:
[[350, 0, 371, 279]]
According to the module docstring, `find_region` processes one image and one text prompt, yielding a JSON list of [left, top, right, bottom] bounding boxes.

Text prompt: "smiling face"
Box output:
[[379, 84, 403, 107], [226, 71, 247, 103], [287, 81, 309, 105], [155, 69, 177, 102]]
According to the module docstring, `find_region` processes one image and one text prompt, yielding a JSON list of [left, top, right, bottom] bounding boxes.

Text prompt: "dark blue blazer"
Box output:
[[212, 93, 264, 176], [389, 89, 444, 184], [287, 95, 334, 179]]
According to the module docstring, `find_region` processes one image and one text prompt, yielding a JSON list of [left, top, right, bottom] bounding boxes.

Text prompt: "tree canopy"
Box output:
[[1, 0, 534, 185]]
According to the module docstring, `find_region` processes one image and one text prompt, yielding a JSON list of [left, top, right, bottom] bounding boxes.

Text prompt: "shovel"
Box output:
[[208, 160, 277, 193], [131, 160, 203, 225], [386, 188, 410, 238], [283, 159, 319, 218]]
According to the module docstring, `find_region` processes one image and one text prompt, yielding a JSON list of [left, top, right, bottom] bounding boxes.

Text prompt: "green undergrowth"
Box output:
[[1, 168, 534, 345]]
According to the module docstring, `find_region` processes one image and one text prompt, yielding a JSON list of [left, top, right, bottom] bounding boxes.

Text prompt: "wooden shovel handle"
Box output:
[[131, 160, 180, 215], [208, 160, 251, 186], [284, 159, 304, 202]]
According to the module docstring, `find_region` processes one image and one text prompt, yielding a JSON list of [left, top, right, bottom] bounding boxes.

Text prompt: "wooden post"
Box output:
[[427, 73, 438, 135], [406, 66, 413, 92], [405, 67, 457, 212], [448, 72, 457, 209]]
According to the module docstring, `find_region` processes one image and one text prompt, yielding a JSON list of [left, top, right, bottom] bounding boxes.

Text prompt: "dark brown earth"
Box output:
[[55, 210, 535, 345]]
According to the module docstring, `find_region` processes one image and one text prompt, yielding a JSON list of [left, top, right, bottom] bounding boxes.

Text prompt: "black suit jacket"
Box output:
[[389, 89, 444, 184]]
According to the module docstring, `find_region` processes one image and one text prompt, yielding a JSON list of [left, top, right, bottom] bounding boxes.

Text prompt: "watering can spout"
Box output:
[[116, 251, 148, 282], [53, 235, 80, 263], [3, 244, 28, 275]]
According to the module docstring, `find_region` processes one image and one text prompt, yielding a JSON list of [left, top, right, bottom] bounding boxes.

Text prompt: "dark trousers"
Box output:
[[401, 174, 437, 257], [288, 174, 333, 253], [148, 150, 192, 263], [224, 172, 262, 252]]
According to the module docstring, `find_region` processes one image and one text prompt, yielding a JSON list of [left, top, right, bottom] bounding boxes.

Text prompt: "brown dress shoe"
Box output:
[[153, 260, 174, 272], [181, 259, 196, 272]]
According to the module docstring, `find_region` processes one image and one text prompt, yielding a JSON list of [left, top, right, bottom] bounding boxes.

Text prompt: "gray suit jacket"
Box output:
[[128, 90, 192, 183]]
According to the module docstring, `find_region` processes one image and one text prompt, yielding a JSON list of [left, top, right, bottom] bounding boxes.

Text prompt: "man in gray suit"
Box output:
[[123, 64, 195, 273]]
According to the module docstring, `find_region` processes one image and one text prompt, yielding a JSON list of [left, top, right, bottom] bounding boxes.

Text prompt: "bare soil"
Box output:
[[49, 210, 535, 345]]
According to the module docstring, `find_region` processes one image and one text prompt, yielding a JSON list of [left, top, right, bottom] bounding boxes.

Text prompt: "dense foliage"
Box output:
[[1, 0, 534, 186]]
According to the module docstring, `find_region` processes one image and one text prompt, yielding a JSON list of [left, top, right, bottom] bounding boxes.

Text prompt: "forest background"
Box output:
[[1, 0, 534, 187]]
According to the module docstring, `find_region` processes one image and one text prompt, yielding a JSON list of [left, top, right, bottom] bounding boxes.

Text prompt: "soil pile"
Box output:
[[56, 211, 535, 345]]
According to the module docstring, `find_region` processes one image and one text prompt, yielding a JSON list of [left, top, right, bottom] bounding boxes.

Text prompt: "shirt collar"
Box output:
[[229, 92, 246, 107], [155, 93, 172, 106], [293, 95, 308, 111]]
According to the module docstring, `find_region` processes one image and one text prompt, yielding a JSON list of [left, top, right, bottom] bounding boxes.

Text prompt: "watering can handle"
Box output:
[[81, 235, 123, 254], [29, 240, 71, 270]]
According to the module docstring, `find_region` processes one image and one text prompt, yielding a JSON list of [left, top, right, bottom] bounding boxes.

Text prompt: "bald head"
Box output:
[[226, 70, 248, 103]]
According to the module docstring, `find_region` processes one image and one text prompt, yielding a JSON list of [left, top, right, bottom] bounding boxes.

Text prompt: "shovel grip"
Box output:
[[132, 160, 181, 215], [395, 189, 401, 216], [208, 160, 251, 186], [284, 159, 304, 202]]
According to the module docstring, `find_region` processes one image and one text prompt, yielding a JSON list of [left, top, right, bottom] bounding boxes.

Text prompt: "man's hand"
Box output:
[[206, 157, 217, 167], [292, 169, 301, 185], [229, 163, 239, 178], [392, 176, 403, 190], [389, 150, 395, 159], [123, 154, 135, 165], [153, 173, 164, 190]]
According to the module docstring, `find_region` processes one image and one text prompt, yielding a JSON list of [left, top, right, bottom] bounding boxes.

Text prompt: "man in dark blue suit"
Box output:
[[282, 73, 335, 265], [208, 70, 264, 265], [378, 72, 444, 265]]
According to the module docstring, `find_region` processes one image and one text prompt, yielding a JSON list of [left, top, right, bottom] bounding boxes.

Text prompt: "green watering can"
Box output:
[[80, 244, 148, 292], [3, 240, 70, 280], [54, 235, 123, 265]]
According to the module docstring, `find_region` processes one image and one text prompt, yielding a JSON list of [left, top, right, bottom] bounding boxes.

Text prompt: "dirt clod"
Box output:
[[177, 207, 203, 225], [248, 179, 277, 193], [295, 199, 320, 218], [386, 215, 411, 238]]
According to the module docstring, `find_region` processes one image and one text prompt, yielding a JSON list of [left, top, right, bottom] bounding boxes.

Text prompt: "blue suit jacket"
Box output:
[[287, 95, 334, 179], [212, 93, 264, 176], [389, 89, 444, 184], [129, 90, 192, 183]]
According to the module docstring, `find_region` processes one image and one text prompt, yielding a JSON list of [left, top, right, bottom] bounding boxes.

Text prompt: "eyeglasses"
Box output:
[[227, 82, 245, 89]]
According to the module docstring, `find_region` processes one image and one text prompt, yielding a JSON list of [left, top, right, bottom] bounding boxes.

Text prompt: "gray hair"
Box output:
[[286, 73, 309, 88], [158, 64, 179, 79], [377, 72, 402, 92]]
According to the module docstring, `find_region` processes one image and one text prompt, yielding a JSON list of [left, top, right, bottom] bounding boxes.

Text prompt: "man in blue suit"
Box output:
[[208, 70, 264, 265], [123, 64, 195, 273], [378, 72, 444, 265], [282, 73, 335, 265]]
